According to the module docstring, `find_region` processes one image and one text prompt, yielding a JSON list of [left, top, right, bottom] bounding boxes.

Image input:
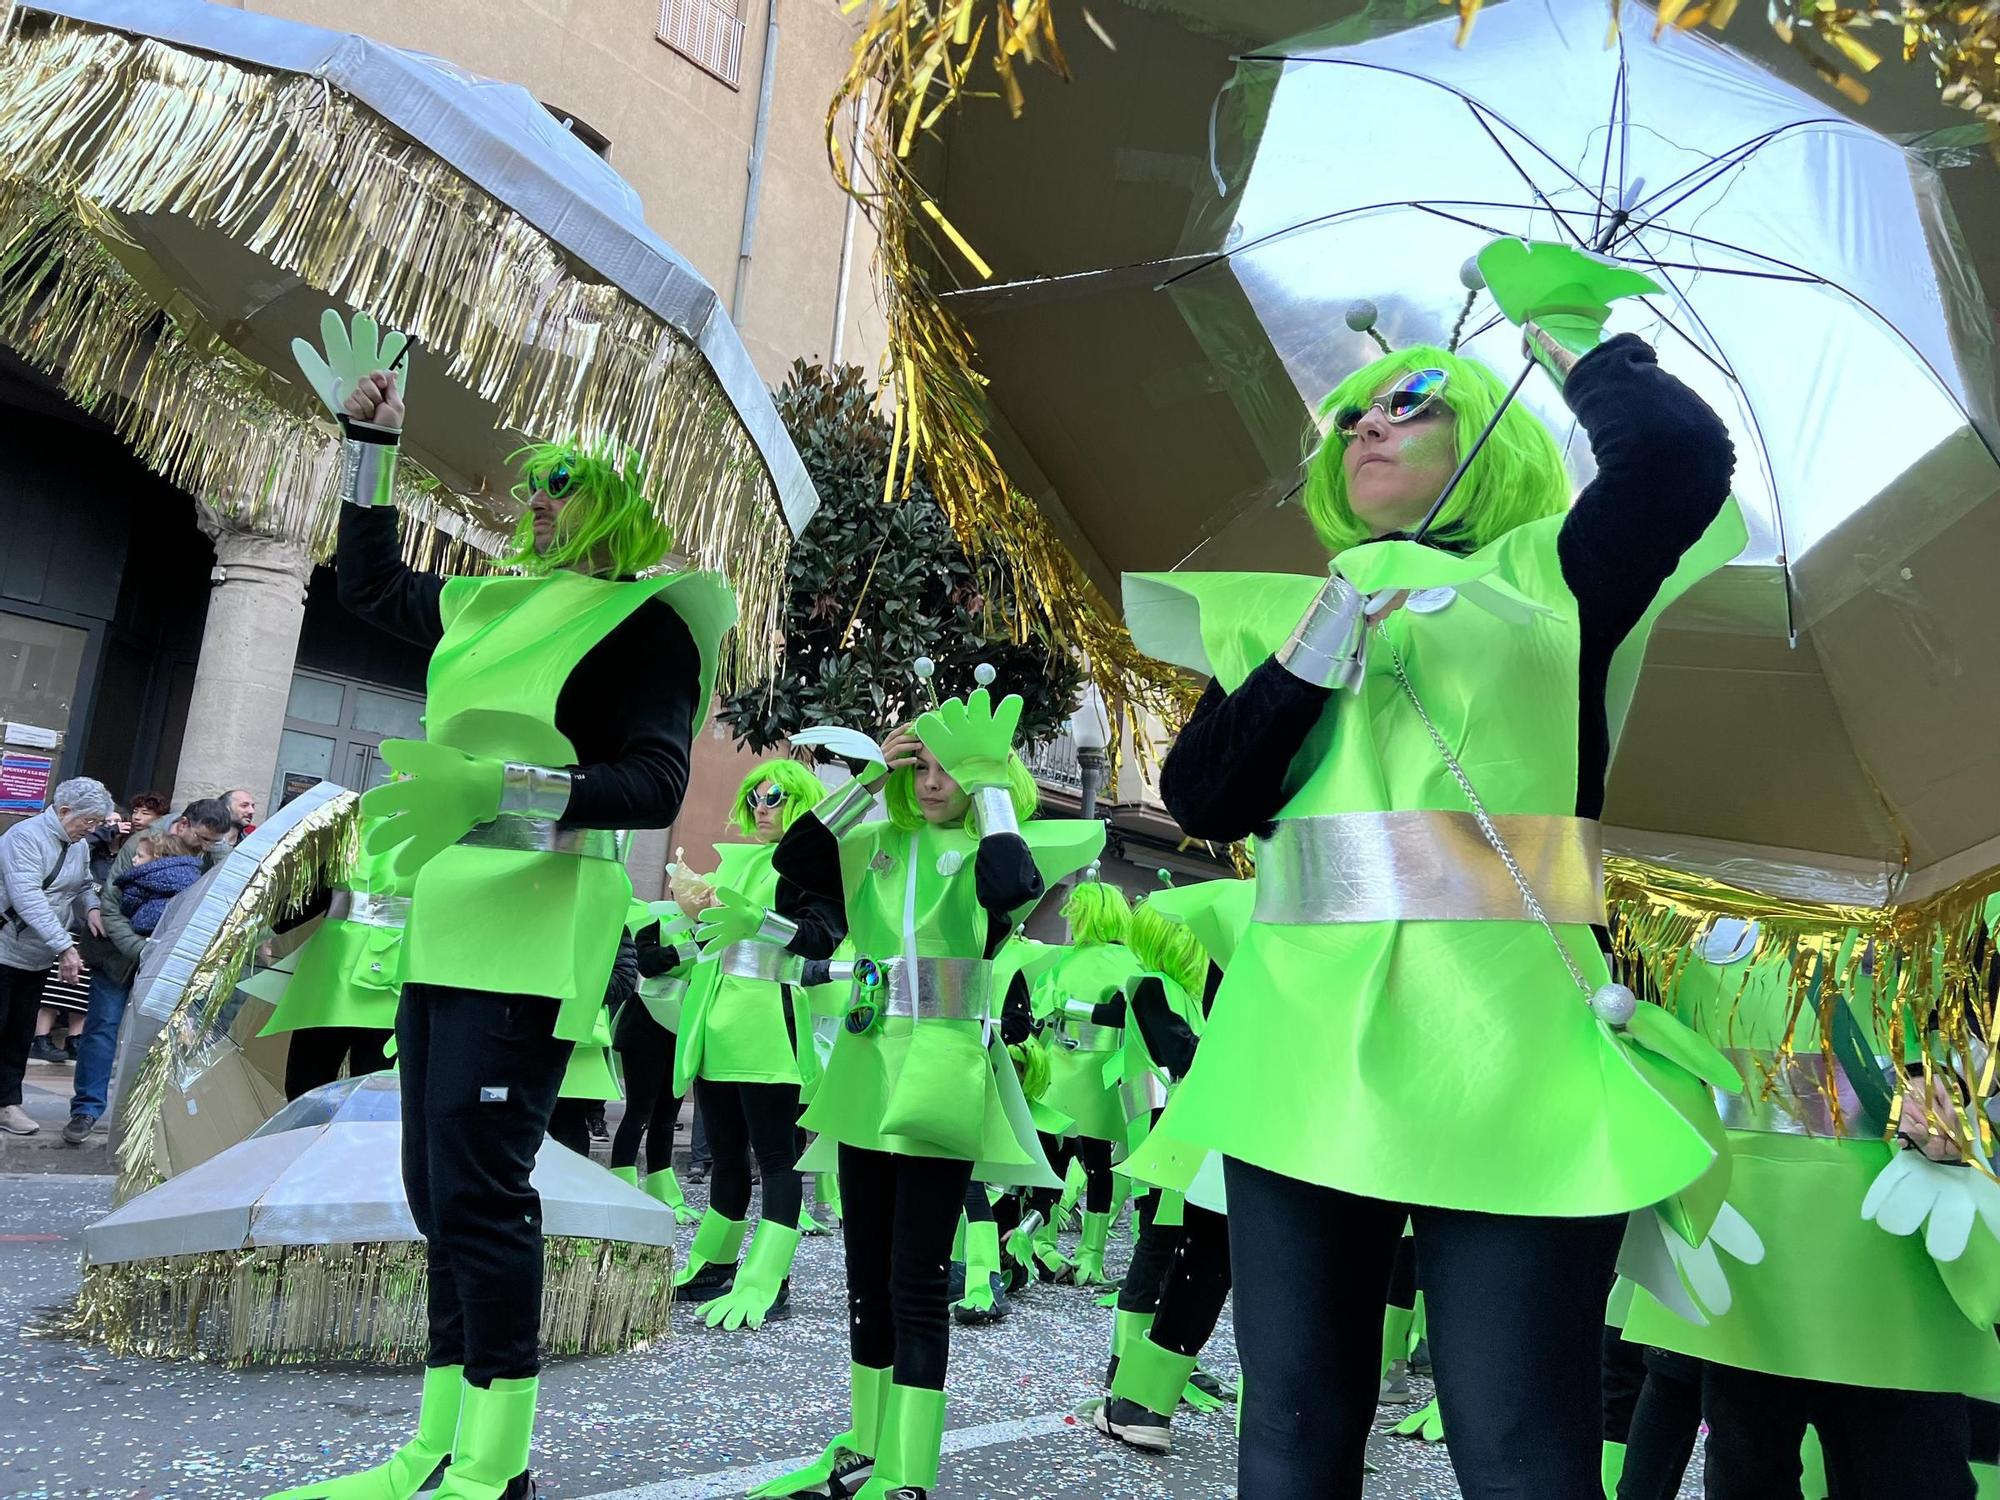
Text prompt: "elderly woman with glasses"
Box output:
[[1120, 239, 1746, 1498]]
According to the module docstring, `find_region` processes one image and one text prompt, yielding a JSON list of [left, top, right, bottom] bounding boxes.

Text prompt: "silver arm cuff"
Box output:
[[338, 420, 401, 509], [815, 778, 878, 837], [1275, 573, 1367, 690], [972, 785, 1021, 840], [1522, 320, 1583, 380], [755, 910, 801, 946], [497, 762, 572, 820], [671, 941, 703, 968]]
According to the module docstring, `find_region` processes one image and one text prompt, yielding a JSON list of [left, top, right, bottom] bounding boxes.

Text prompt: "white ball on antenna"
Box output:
[[1343, 299, 1379, 332], [913, 656, 935, 680], [1459, 257, 1486, 291], [973, 663, 997, 687]]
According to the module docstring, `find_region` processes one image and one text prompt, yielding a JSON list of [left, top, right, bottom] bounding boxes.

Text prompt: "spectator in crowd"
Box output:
[[63, 797, 232, 1144], [222, 788, 257, 847], [128, 792, 170, 831], [114, 831, 206, 937], [0, 778, 114, 1137]]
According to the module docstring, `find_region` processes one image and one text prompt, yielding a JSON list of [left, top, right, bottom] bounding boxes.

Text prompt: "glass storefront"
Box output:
[[271, 669, 424, 809]]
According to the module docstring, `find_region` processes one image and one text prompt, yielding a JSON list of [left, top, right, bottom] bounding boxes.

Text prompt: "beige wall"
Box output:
[[234, 0, 887, 386]]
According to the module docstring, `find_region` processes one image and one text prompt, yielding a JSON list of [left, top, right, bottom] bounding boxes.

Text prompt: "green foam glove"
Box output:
[[431, 1376, 536, 1499], [1477, 237, 1660, 363], [693, 886, 769, 957], [1381, 1302, 1416, 1379], [854, 1383, 948, 1497], [360, 741, 504, 882], [1392, 1397, 1444, 1444], [914, 688, 1023, 793], [746, 1364, 889, 1498], [1863, 1145, 2000, 1260], [1112, 1334, 1197, 1418], [674, 1209, 746, 1288], [1180, 1377, 1227, 1413], [291, 307, 408, 422], [702, 1221, 802, 1331], [263, 1362, 460, 1500], [642, 1167, 699, 1226], [1073, 1209, 1114, 1286]]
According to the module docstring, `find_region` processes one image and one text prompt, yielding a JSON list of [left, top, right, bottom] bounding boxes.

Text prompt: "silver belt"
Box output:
[[454, 814, 620, 861], [1714, 1047, 1878, 1140], [325, 889, 410, 930], [719, 941, 797, 984], [1058, 1016, 1123, 1053], [880, 956, 990, 1022], [638, 974, 688, 1029], [1252, 811, 1605, 926]]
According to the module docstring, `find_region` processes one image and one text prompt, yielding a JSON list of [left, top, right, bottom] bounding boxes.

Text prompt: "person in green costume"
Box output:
[[1122, 239, 1746, 1498], [614, 898, 703, 1223], [668, 758, 827, 1326], [706, 675, 1103, 1500], [1029, 881, 1143, 1287], [1617, 916, 2000, 1499], [265, 313, 734, 1500]]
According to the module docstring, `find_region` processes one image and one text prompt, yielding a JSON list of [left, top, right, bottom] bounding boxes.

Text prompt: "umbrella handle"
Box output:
[[1408, 354, 1538, 545]]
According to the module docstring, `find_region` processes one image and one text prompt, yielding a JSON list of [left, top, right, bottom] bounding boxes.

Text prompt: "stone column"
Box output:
[[171, 509, 314, 808]]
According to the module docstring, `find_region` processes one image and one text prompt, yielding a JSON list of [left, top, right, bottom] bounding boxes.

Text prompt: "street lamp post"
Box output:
[[1071, 684, 1111, 823]]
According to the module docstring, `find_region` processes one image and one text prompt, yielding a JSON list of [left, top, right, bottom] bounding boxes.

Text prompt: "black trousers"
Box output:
[[1076, 1133, 1114, 1214], [1225, 1156, 1622, 1500], [610, 1002, 680, 1175], [1616, 1346, 1701, 1500], [398, 982, 571, 1386], [283, 1025, 392, 1101], [1118, 1190, 1182, 1316], [1702, 1362, 1972, 1500], [546, 1098, 593, 1156], [963, 1177, 993, 1223], [697, 1077, 803, 1231], [0, 962, 51, 1107], [1024, 1131, 1069, 1223], [840, 1144, 974, 1389], [1149, 1202, 1232, 1358], [1386, 1231, 1418, 1313]]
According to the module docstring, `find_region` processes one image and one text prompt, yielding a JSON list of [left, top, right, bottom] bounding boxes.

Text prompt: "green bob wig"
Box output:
[[1301, 344, 1569, 557], [883, 751, 1039, 834], [504, 439, 675, 577], [1062, 881, 1131, 947], [1128, 899, 1207, 999], [731, 758, 827, 839]]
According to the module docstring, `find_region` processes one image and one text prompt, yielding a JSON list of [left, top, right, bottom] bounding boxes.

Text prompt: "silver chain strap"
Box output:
[[1380, 627, 1596, 1001]]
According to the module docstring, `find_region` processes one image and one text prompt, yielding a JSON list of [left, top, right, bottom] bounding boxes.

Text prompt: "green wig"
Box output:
[[1128, 899, 1207, 999], [1062, 881, 1131, 948], [1301, 344, 1568, 556], [883, 750, 1039, 834], [731, 758, 827, 839], [1007, 1039, 1052, 1101], [503, 440, 675, 577]]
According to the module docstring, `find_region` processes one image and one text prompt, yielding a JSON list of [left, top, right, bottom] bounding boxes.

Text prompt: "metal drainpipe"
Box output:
[[731, 0, 781, 325], [830, 80, 867, 363]]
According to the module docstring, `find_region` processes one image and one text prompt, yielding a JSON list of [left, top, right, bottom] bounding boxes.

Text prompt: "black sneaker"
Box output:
[[774, 1445, 873, 1497], [673, 1260, 737, 1304], [500, 1472, 538, 1499], [1187, 1367, 1234, 1405], [946, 1260, 966, 1302], [1095, 1396, 1173, 1453], [61, 1111, 96, 1146], [29, 1036, 68, 1065], [1410, 1336, 1432, 1375], [953, 1273, 1011, 1326]]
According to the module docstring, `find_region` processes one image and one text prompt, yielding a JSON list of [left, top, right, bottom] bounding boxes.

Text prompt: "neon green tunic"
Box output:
[[1033, 943, 1146, 1145], [675, 841, 807, 1090], [1622, 926, 2000, 1397], [259, 843, 408, 1037], [399, 567, 730, 1044], [796, 816, 1101, 1187], [1122, 502, 1745, 1216]]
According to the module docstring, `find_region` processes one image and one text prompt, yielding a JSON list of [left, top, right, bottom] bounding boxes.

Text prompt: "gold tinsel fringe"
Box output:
[[0, 17, 787, 683], [53, 1236, 673, 1366], [113, 793, 362, 1205]]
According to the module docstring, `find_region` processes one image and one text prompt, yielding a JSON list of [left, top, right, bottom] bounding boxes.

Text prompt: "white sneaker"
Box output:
[[0, 1104, 40, 1135]]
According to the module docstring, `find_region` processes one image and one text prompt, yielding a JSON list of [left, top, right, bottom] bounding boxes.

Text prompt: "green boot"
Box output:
[[673, 1209, 746, 1303], [1073, 1210, 1114, 1287], [749, 1363, 890, 1498], [817, 1169, 843, 1221], [1601, 1439, 1626, 1500], [853, 1383, 948, 1499], [1099, 1335, 1196, 1453], [954, 1219, 1009, 1325], [642, 1165, 698, 1227], [431, 1376, 536, 1500], [1380, 1302, 1417, 1403], [1104, 1307, 1155, 1387], [1055, 1157, 1086, 1232], [265, 1362, 461, 1499], [610, 1164, 638, 1188], [701, 1221, 802, 1331]]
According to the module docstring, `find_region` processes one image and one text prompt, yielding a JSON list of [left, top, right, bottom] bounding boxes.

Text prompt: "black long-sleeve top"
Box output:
[[1159, 335, 1735, 842], [337, 505, 702, 829]]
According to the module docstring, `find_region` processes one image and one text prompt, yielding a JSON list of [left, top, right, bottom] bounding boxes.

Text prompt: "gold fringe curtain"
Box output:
[[57, 1236, 672, 1366], [113, 793, 361, 1204], [0, 16, 787, 682]]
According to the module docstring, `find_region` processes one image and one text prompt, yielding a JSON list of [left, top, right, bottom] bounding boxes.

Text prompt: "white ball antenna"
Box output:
[[913, 656, 935, 680], [973, 662, 997, 687]]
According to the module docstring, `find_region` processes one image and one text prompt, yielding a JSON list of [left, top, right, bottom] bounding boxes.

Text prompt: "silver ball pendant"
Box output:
[[1590, 982, 1638, 1028], [1344, 299, 1379, 333], [913, 656, 935, 680], [973, 662, 997, 686], [1459, 256, 1487, 292]]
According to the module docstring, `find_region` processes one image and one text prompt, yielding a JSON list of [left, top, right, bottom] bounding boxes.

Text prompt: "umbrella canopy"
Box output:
[[0, 0, 815, 666], [913, 0, 2000, 905]]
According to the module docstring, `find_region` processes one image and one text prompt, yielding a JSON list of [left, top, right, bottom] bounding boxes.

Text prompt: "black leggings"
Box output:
[[610, 1003, 680, 1175], [1149, 1202, 1232, 1358], [1225, 1156, 1622, 1500], [1076, 1133, 1114, 1214], [1118, 1190, 1181, 1315], [1386, 1231, 1418, 1312], [398, 983, 571, 1386], [546, 1098, 593, 1156], [283, 1025, 392, 1101], [1702, 1362, 1972, 1500], [840, 1145, 974, 1389], [963, 1178, 993, 1222], [1614, 1344, 1702, 1499], [697, 1076, 803, 1230]]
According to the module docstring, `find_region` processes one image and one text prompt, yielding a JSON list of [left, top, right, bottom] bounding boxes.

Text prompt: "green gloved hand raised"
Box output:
[[914, 688, 1023, 793], [359, 740, 504, 880], [292, 307, 409, 426], [694, 886, 771, 957], [1477, 237, 1660, 370]]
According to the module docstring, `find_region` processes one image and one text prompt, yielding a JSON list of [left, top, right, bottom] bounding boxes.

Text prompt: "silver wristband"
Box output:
[[755, 910, 801, 946], [497, 762, 572, 820], [338, 420, 401, 509], [972, 785, 1021, 840], [815, 778, 877, 837], [1521, 320, 1583, 380], [671, 941, 703, 968], [1275, 573, 1367, 690]]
